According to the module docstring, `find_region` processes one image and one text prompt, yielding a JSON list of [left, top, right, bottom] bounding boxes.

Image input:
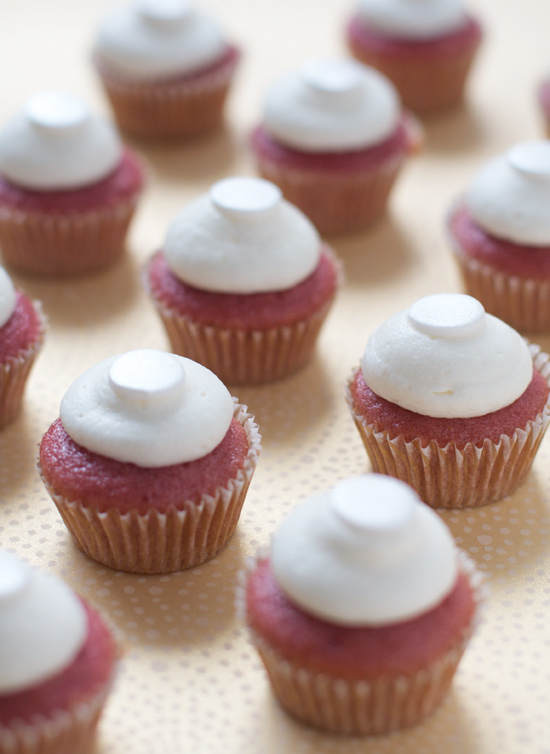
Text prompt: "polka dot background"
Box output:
[[1, 1, 550, 753]]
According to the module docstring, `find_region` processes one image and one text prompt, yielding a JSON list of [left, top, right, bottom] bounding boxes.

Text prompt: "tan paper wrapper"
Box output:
[[346, 344, 550, 508], [38, 402, 261, 574]]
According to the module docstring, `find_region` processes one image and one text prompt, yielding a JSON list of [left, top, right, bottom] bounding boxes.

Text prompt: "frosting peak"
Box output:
[[271, 474, 458, 625], [356, 0, 468, 40], [163, 177, 321, 294], [466, 140, 550, 246], [60, 349, 235, 467], [0, 550, 87, 694], [0, 90, 122, 191], [262, 58, 400, 152], [361, 293, 533, 418]]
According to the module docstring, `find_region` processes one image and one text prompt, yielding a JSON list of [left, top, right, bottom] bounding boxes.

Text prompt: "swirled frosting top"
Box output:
[[356, 0, 468, 40], [0, 267, 17, 330]]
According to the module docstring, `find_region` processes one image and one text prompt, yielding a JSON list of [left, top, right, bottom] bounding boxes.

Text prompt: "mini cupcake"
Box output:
[[346, 293, 550, 508], [240, 474, 483, 735], [448, 140, 550, 333], [144, 176, 341, 384], [0, 90, 145, 277], [346, 0, 483, 115], [92, 0, 241, 140], [250, 57, 421, 236], [0, 550, 118, 754], [0, 266, 45, 427], [38, 348, 261, 574]]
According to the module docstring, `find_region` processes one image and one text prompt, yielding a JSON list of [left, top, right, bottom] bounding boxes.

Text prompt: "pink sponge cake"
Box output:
[[0, 90, 144, 277], [346, 293, 550, 508], [240, 474, 483, 735], [0, 550, 118, 754], [346, 0, 482, 115], [448, 140, 550, 333], [38, 348, 261, 573], [251, 58, 421, 236]]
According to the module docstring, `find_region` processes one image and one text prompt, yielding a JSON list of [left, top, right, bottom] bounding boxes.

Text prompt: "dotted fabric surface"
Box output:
[[1, 2, 550, 753]]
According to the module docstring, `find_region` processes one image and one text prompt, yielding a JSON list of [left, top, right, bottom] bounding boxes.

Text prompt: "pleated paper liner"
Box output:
[[38, 402, 261, 574], [237, 551, 485, 736], [346, 343, 550, 508]]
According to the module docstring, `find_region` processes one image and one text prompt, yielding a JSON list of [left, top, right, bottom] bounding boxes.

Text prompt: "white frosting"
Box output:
[[164, 177, 321, 294], [356, 0, 468, 40], [94, 0, 227, 80], [60, 349, 235, 467], [361, 293, 533, 418], [271, 474, 458, 626], [466, 141, 550, 246], [0, 550, 87, 694], [0, 90, 122, 191], [0, 267, 17, 330], [262, 58, 400, 152]]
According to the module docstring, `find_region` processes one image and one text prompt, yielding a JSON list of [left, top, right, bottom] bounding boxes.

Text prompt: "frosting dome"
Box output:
[[361, 293, 533, 418], [356, 0, 468, 40], [262, 58, 400, 152], [94, 0, 227, 80], [0, 90, 122, 191], [466, 141, 550, 246], [60, 349, 235, 467], [0, 266, 16, 330], [271, 474, 458, 625], [163, 177, 321, 294], [0, 550, 87, 694]]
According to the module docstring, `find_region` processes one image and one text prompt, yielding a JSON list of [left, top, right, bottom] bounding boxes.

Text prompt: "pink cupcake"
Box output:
[[38, 348, 261, 574], [145, 177, 341, 384], [346, 0, 483, 115], [92, 0, 241, 140], [251, 58, 421, 236], [346, 293, 550, 508], [0, 550, 118, 754], [240, 474, 484, 735], [538, 75, 550, 136], [0, 266, 45, 427], [448, 140, 550, 334], [0, 90, 145, 277]]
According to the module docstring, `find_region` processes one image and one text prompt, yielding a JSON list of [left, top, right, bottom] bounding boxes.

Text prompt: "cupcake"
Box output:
[[38, 348, 261, 574], [240, 474, 483, 735], [144, 176, 341, 385], [0, 550, 118, 754], [346, 0, 483, 115], [0, 266, 45, 427], [538, 75, 550, 136], [92, 0, 241, 140], [0, 90, 145, 277], [346, 293, 550, 508], [448, 140, 550, 333], [250, 57, 421, 236]]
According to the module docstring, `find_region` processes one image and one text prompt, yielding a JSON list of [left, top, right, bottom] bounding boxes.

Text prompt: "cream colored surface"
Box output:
[[0, 1, 549, 752]]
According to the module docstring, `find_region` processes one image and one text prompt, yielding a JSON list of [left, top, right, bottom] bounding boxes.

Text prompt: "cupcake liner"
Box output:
[[346, 344, 550, 508], [94, 48, 240, 140], [449, 232, 550, 334], [237, 552, 484, 735], [0, 300, 46, 428], [39, 402, 261, 574]]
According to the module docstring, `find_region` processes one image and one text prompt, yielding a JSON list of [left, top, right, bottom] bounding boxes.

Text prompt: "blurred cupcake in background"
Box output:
[[0, 90, 145, 277], [92, 0, 241, 140], [251, 57, 421, 236], [346, 0, 483, 115], [0, 549, 118, 754]]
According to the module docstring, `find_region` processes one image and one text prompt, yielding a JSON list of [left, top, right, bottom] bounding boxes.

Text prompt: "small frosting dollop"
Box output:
[[361, 293, 533, 418], [94, 0, 227, 80], [262, 58, 400, 152], [59, 349, 235, 467], [356, 0, 468, 40], [0, 90, 122, 191], [0, 550, 87, 694], [271, 474, 458, 625], [466, 140, 550, 246], [163, 177, 321, 294], [0, 267, 17, 330]]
